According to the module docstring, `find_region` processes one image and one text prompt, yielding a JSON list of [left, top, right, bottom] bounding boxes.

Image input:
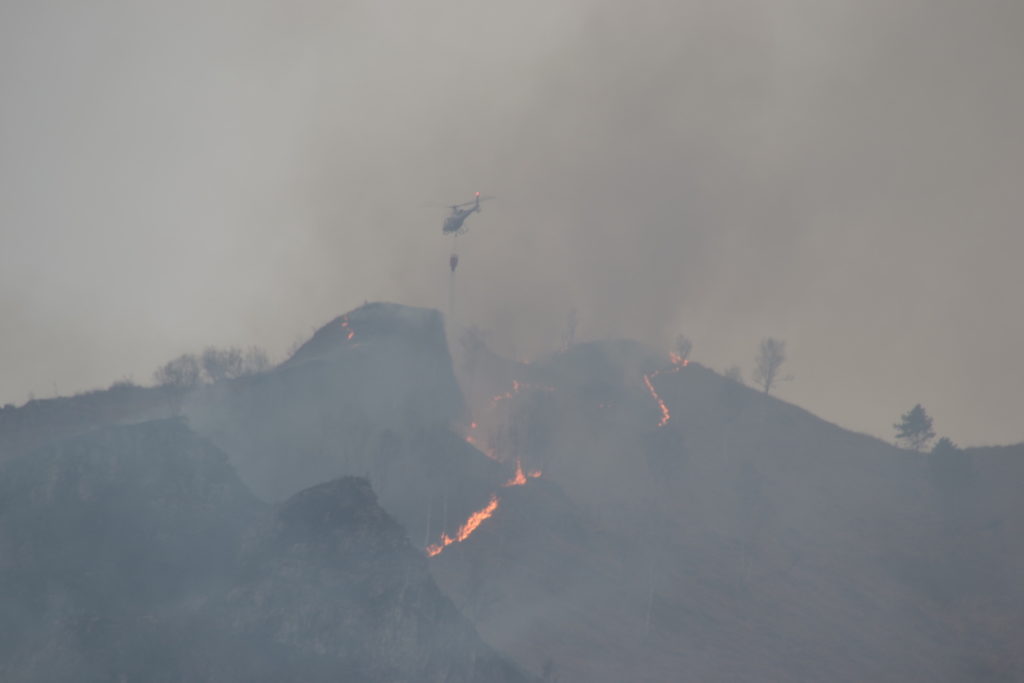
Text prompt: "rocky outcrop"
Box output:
[[0, 419, 529, 682], [211, 477, 527, 682], [185, 303, 472, 503]]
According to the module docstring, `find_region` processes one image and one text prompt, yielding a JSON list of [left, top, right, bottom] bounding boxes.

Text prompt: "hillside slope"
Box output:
[[184, 302, 518, 558], [3, 303, 1020, 681], [0, 419, 530, 682], [429, 340, 1024, 682]]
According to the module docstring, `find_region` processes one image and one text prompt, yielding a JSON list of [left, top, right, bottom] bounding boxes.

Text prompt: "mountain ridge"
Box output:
[[0, 418, 533, 682], [1, 301, 1021, 681]]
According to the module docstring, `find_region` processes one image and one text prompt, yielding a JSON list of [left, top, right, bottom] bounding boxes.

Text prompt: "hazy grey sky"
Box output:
[[2, 1, 1022, 446]]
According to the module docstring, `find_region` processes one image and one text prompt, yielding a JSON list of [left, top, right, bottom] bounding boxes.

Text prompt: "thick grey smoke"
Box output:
[[2, 0, 1022, 445]]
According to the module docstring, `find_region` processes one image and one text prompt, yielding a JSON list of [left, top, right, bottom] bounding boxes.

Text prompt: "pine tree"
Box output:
[[894, 404, 935, 451], [753, 338, 787, 393]]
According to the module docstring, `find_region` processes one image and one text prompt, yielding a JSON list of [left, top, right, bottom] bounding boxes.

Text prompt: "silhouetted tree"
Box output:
[[201, 347, 244, 382], [242, 346, 271, 374], [153, 354, 202, 388], [157, 346, 269, 387], [894, 403, 935, 451], [674, 334, 693, 361], [199, 346, 269, 382], [752, 338, 786, 393]]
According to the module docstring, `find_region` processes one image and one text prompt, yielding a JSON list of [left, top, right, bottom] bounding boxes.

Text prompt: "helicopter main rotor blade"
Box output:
[[455, 196, 494, 207], [423, 195, 496, 209]]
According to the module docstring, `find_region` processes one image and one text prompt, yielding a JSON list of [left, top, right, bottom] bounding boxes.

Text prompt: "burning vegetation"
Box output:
[[426, 495, 500, 557], [504, 457, 541, 487], [642, 353, 688, 428], [434, 351, 688, 558], [642, 373, 671, 428], [429, 380, 548, 557]]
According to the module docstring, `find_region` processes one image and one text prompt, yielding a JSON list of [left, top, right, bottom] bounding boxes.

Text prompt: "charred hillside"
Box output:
[[0, 382, 175, 463], [2, 301, 1021, 682], [184, 302, 518, 561], [431, 339, 1024, 682], [0, 419, 531, 683], [211, 476, 525, 683]]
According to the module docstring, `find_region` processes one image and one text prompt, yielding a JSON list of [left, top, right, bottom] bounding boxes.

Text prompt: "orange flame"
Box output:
[[639, 353, 689, 427], [490, 380, 520, 406], [504, 458, 527, 486], [488, 380, 554, 409], [503, 458, 543, 487], [643, 373, 671, 427], [340, 316, 355, 341], [426, 495, 500, 557]]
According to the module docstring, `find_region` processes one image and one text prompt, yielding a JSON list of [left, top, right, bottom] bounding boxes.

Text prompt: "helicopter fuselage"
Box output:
[[442, 204, 479, 234]]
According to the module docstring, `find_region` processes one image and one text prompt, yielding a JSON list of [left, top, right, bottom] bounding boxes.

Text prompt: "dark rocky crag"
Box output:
[[184, 302, 513, 558], [0, 419, 530, 682], [210, 477, 524, 682]]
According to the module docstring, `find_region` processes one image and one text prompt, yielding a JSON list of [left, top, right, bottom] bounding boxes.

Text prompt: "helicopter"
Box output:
[[442, 192, 493, 235]]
